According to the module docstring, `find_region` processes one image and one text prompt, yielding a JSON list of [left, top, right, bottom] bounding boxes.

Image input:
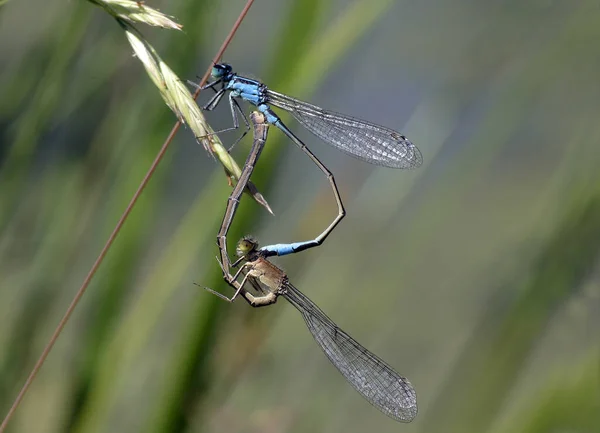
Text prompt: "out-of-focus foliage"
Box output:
[[0, 1, 598, 433]]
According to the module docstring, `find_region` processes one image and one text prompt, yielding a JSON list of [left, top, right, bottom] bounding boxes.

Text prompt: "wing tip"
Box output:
[[392, 397, 418, 423]]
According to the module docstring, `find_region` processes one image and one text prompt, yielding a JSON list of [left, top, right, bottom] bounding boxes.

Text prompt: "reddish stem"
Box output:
[[0, 1, 255, 431]]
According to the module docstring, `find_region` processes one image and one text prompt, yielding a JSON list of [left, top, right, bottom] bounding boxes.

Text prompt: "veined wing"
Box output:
[[266, 90, 422, 169], [280, 282, 417, 422]]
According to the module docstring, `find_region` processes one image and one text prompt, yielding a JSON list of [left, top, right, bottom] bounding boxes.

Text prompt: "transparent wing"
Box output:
[[281, 282, 417, 422], [266, 90, 422, 169]]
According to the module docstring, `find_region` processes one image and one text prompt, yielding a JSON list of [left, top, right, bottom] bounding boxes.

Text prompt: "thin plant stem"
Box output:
[[0, 1, 255, 431]]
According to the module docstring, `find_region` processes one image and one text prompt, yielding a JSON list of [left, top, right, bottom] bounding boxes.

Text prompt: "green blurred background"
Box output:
[[1, 0, 599, 432]]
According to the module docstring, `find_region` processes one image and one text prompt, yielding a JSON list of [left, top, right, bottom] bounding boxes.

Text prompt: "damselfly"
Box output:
[[192, 63, 422, 169], [206, 236, 418, 423]]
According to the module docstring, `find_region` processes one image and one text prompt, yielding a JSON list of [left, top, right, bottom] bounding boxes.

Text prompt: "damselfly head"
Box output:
[[212, 63, 232, 79], [236, 235, 258, 257]]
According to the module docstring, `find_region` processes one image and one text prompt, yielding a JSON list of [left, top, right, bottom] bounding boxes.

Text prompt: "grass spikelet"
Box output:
[[89, 0, 182, 29]]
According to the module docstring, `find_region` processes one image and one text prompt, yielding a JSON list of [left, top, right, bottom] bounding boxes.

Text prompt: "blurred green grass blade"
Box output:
[[27, 16, 204, 426], [63, 91, 185, 432], [72, 179, 230, 433], [421, 188, 600, 433], [498, 351, 600, 433], [0, 2, 91, 227], [0, 49, 41, 117], [164, 0, 216, 59], [57, 32, 128, 122], [416, 7, 600, 432], [264, 0, 327, 84], [62, 3, 218, 432], [390, 1, 600, 285], [0, 164, 89, 409], [282, 0, 397, 95]]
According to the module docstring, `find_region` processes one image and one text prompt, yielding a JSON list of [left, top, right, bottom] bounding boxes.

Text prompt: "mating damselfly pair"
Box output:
[[195, 65, 421, 422], [190, 63, 422, 255]]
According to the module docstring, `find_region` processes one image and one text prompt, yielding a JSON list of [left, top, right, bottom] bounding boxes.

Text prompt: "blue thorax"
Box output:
[[224, 74, 267, 106]]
